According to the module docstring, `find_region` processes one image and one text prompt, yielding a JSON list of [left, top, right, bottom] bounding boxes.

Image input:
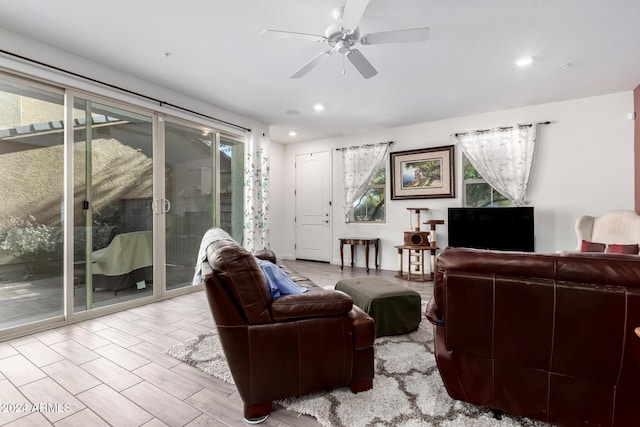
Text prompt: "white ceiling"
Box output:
[[1, 0, 640, 144]]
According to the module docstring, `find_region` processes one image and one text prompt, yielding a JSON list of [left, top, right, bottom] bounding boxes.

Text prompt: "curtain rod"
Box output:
[[0, 49, 252, 133], [335, 141, 394, 151], [453, 121, 551, 138]]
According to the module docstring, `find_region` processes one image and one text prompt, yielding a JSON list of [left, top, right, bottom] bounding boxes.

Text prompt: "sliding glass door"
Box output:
[[163, 121, 213, 290], [73, 98, 154, 311], [0, 71, 246, 336], [163, 122, 244, 291], [219, 136, 245, 244], [0, 76, 65, 329]]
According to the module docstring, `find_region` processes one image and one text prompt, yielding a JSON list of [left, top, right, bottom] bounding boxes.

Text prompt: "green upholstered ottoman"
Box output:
[[335, 277, 421, 337]]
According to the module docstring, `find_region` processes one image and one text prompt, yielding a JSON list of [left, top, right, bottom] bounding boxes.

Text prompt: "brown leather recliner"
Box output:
[[427, 247, 640, 426], [202, 239, 375, 423]]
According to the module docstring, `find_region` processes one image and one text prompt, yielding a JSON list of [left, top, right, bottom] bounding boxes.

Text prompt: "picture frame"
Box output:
[[390, 145, 455, 200]]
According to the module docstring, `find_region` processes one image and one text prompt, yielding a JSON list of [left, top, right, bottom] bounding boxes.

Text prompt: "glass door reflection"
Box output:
[[0, 77, 65, 330], [163, 123, 243, 291], [164, 122, 214, 291], [73, 98, 154, 311]]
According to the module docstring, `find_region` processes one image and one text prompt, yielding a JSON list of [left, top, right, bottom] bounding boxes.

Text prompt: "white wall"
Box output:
[[275, 92, 635, 271]]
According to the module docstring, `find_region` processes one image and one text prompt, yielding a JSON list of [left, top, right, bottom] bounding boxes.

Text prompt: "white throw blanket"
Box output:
[[192, 228, 234, 285]]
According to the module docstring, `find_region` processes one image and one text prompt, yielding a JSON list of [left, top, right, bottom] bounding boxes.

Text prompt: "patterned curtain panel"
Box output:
[[455, 124, 537, 206], [243, 131, 270, 251], [341, 143, 388, 222]]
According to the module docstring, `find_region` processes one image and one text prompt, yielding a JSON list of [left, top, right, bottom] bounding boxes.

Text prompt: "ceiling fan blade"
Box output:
[[290, 49, 334, 78], [361, 27, 429, 45], [340, 0, 370, 30], [346, 49, 377, 79], [261, 29, 325, 43]]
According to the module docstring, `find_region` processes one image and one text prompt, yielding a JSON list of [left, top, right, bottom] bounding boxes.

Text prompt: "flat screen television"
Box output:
[[447, 207, 535, 252]]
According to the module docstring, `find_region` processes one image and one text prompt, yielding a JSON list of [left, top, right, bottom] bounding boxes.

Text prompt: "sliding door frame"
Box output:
[[0, 70, 245, 339], [64, 89, 158, 323]]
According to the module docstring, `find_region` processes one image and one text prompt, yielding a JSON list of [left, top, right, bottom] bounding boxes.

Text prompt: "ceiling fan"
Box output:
[[261, 0, 429, 79]]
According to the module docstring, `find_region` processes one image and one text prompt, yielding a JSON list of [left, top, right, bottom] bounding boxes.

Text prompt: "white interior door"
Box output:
[[295, 151, 331, 261]]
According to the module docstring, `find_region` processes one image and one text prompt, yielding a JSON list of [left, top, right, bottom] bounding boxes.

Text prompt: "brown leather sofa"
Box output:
[[426, 247, 640, 427], [202, 239, 375, 423]]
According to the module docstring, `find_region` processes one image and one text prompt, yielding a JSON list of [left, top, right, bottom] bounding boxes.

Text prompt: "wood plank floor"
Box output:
[[0, 260, 434, 427]]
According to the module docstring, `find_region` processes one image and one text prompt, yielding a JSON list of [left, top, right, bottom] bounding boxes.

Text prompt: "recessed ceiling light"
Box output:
[[313, 103, 325, 112], [285, 109, 300, 115], [515, 56, 533, 67], [289, 131, 297, 137]]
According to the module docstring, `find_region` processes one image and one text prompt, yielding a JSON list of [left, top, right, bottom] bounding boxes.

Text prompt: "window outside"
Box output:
[[350, 161, 385, 222], [463, 156, 512, 207]]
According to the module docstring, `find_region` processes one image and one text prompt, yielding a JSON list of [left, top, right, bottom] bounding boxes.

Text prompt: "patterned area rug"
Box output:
[[167, 320, 547, 427]]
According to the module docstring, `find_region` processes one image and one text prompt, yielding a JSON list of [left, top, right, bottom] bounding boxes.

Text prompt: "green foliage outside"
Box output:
[[0, 216, 59, 258], [352, 167, 385, 222], [464, 162, 483, 180], [0, 215, 62, 276], [464, 162, 511, 207]]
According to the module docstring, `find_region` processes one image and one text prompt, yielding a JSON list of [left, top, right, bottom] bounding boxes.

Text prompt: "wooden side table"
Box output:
[[339, 238, 380, 273]]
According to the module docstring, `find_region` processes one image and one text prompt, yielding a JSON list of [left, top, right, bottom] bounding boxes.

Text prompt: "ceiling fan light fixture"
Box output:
[[263, 0, 429, 79], [336, 40, 350, 54], [325, 22, 344, 43]]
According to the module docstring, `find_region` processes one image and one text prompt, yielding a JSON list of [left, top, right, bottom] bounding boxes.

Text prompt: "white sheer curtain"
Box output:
[[243, 130, 270, 251], [455, 124, 537, 206], [341, 143, 389, 222]]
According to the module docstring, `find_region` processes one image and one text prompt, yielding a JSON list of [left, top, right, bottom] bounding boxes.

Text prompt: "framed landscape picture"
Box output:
[[390, 145, 455, 199]]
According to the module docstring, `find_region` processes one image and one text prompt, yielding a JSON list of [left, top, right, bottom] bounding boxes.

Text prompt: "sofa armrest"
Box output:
[[254, 249, 277, 264], [349, 305, 375, 350], [425, 297, 444, 326], [271, 290, 353, 322]]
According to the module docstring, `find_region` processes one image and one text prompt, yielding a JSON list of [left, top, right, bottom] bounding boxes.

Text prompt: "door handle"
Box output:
[[152, 199, 171, 214]]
